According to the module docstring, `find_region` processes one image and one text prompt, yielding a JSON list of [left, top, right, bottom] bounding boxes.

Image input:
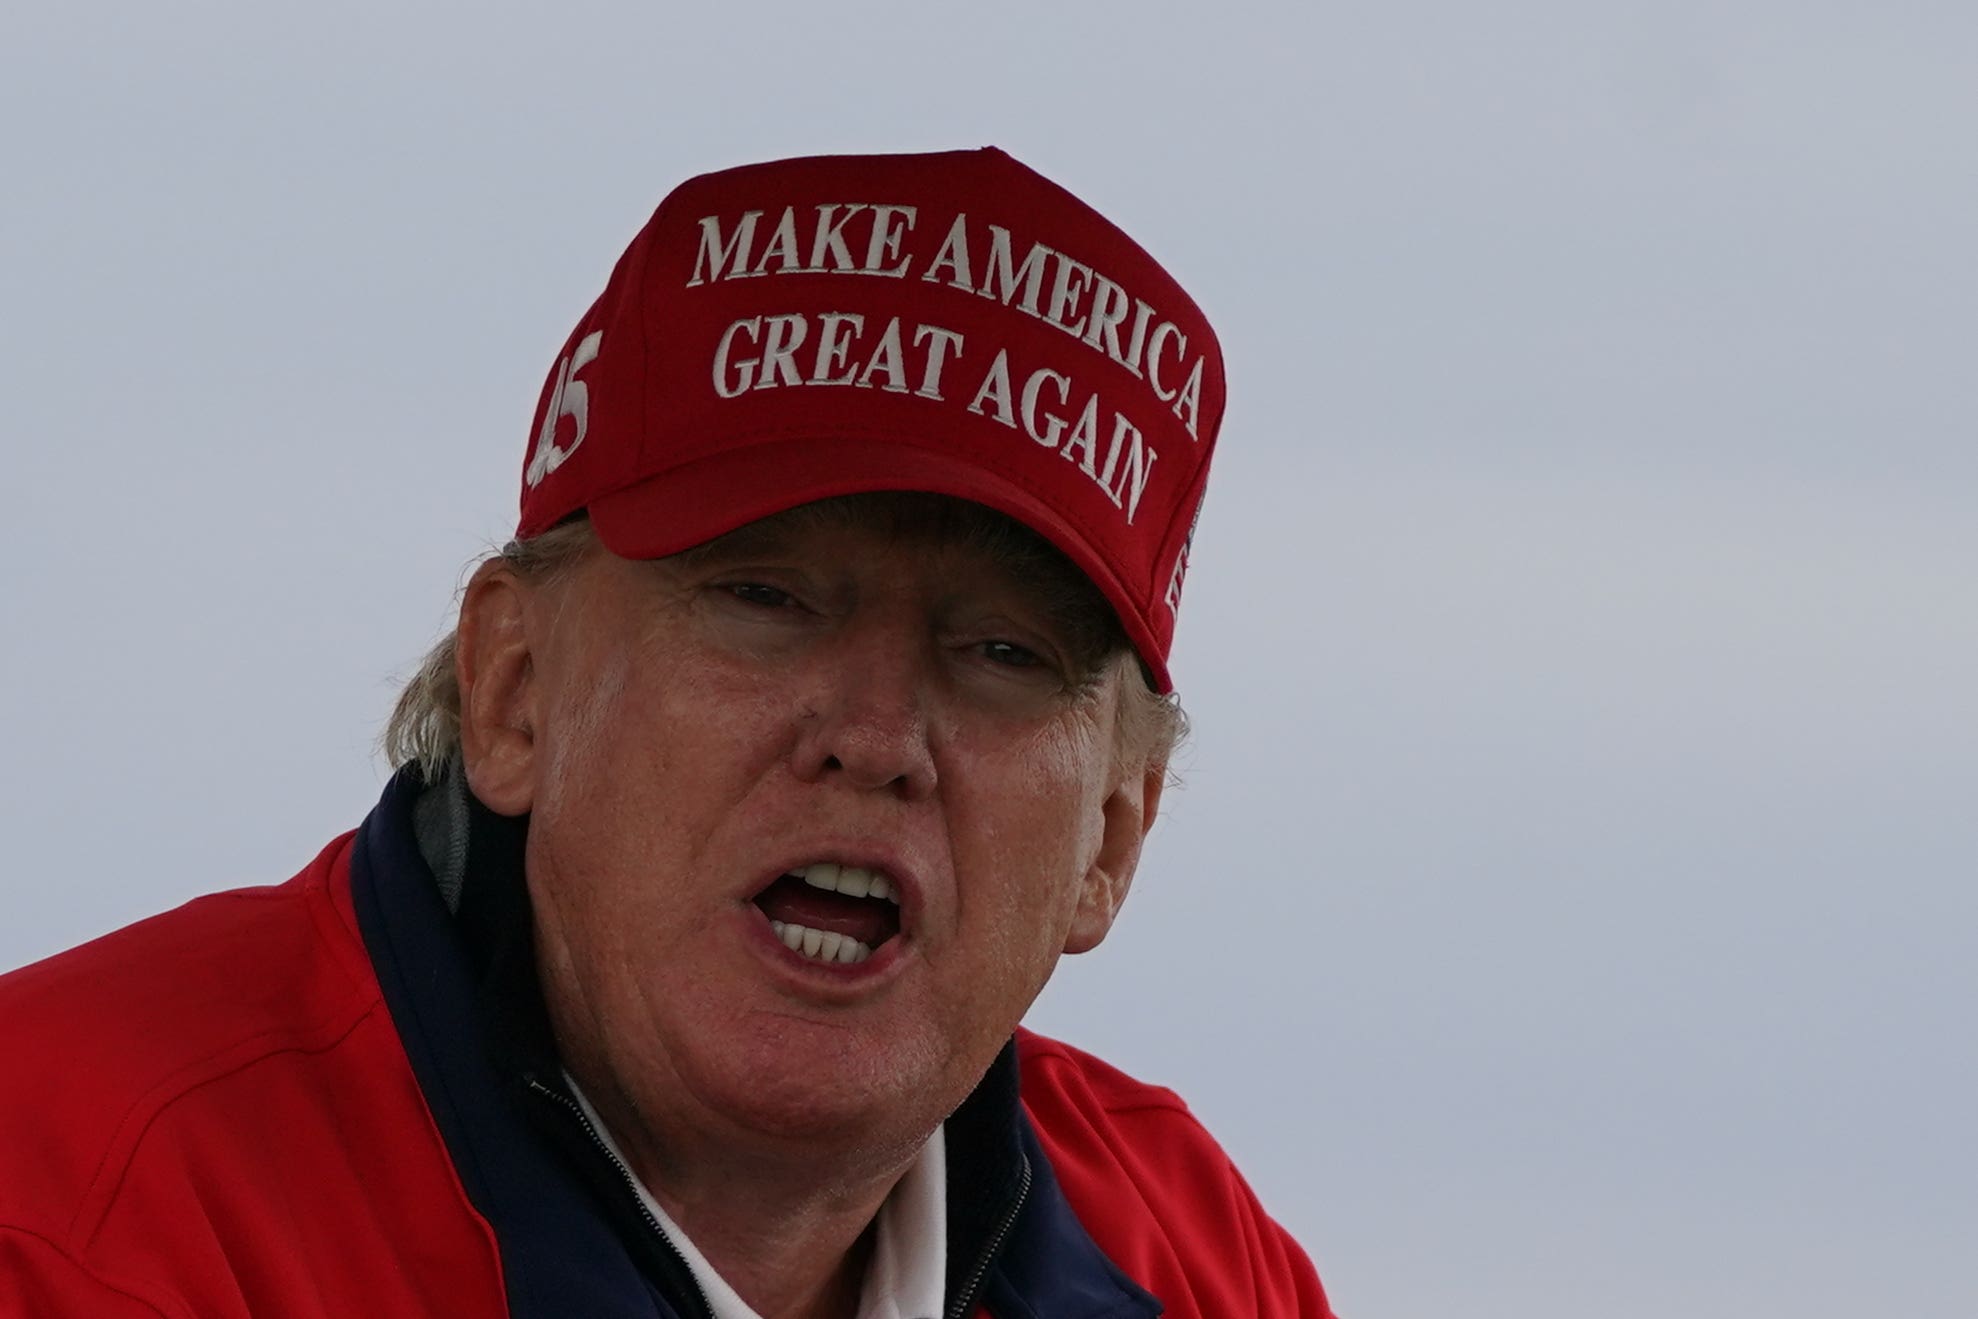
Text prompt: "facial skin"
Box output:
[[454, 499, 1165, 1234]]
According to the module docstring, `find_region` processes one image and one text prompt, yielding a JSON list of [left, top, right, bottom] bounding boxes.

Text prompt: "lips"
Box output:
[[751, 862, 903, 966]]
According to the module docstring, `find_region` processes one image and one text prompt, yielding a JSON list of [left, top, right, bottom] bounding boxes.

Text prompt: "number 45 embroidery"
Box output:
[[524, 330, 604, 488]]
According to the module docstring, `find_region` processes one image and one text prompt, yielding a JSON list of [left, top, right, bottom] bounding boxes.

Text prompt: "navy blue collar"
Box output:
[[351, 767, 1158, 1319]]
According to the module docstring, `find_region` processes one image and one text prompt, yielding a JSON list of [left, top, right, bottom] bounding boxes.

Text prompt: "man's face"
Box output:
[[458, 499, 1161, 1160]]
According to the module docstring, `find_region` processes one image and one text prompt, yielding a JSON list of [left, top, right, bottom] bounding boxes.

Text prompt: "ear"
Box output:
[[456, 560, 541, 816], [1063, 757, 1166, 955]]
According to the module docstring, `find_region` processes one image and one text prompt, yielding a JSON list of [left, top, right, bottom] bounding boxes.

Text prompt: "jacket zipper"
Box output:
[[944, 1151, 1031, 1319], [525, 1073, 716, 1319]]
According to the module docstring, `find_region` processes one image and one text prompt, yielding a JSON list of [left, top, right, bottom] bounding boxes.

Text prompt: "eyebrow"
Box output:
[[666, 517, 810, 570]]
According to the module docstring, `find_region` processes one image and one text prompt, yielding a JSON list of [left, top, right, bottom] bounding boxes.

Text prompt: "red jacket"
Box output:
[[0, 785, 1332, 1317]]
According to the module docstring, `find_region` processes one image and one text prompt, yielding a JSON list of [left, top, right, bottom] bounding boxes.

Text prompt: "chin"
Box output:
[[688, 1014, 951, 1146]]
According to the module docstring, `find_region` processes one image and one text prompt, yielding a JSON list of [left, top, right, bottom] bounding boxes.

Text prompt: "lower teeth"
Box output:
[[770, 921, 873, 965]]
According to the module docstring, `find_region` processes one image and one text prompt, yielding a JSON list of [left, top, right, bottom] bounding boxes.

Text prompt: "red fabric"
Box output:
[[514, 148, 1225, 691], [0, 836, 506, 1319], [1019, 1032, 1336, 1318], [0, 841, 1328, 1317]]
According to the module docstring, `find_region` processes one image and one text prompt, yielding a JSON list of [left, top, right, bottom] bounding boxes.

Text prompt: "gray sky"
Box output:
[[3, 2, 1973, 1314]]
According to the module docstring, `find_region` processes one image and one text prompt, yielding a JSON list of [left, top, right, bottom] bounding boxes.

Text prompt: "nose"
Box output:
[[788, 626, 939, 801]]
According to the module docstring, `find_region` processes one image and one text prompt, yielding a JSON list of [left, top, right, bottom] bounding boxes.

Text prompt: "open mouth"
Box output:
[[751, 863, 903, 966]]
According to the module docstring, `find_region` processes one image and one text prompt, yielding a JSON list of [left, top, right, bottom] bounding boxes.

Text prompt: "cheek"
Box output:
[[952, 724, 1113, 956], [1009, 719, 1115, 861], [535, 657, 657, 843], [540, 638, 724, 807], [524, 668, 738, 1025], [529, 654, 689, 897], [529, 643, 795, 906]]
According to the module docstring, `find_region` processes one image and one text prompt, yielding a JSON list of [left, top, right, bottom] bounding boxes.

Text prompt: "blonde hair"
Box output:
[[382, 500, 1185, 781], [381, 520, 596, 780]]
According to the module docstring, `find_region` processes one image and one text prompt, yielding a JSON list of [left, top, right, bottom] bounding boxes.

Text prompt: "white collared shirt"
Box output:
[[566, 1077, 946, 1319]]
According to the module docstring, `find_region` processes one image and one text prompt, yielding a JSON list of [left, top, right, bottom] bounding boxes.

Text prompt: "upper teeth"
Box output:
[[796, 862, 896, 903]]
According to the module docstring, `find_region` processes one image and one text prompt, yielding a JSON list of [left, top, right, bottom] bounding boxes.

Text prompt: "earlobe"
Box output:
[[456, 562, 540, 816], [1063, 759, 1166, 955]]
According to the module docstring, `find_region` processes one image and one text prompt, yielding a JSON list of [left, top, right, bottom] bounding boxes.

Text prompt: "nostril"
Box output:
[[792, 711, 937, 798]]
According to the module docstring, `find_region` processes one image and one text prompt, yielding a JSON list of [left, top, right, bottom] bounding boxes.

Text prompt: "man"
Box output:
[[0, 148, 1332, 1317]]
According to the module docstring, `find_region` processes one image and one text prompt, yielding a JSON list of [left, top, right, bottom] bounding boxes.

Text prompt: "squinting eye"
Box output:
[[979, 640, 1043, 668], [726, 583, 795, 609]]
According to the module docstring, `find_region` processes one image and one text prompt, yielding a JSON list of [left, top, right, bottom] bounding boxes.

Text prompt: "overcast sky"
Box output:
[[3, 3, 1973, 1315]]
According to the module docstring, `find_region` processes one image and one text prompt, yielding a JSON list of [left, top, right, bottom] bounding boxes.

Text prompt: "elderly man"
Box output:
[[0, 149, 1332, 1318]]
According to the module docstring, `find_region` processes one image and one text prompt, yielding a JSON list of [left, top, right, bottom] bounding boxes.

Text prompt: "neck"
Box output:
[[572, 1061, 921, 1319]]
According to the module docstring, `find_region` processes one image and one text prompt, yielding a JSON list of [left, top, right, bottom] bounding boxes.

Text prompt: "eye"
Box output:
[[977, 639, 1044, 669], [723, 582, 796, 609]]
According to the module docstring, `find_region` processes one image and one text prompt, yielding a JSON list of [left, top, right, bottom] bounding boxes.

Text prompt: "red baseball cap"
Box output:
[[517, 147, 1224, 692]]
